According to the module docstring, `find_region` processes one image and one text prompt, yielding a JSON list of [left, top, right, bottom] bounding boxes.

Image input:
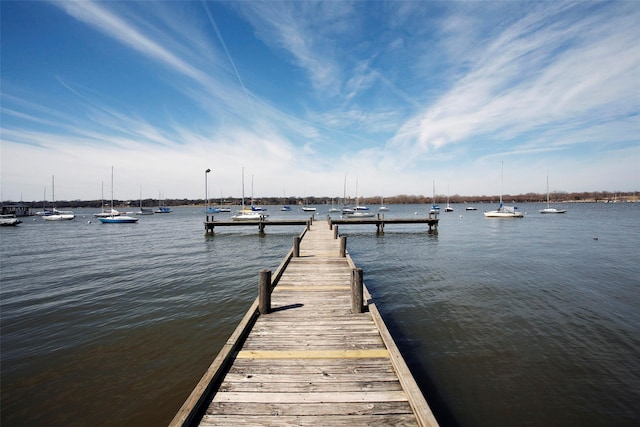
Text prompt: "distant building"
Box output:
[[1, 203, 31, 217]]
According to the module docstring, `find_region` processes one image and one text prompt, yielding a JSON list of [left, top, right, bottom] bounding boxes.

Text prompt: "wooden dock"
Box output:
[[173, 222, 439, 426], [204, 214, 438, 234]]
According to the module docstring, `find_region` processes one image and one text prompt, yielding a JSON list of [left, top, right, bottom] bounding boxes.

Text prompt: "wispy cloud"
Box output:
[[387, 2, 640, 166]]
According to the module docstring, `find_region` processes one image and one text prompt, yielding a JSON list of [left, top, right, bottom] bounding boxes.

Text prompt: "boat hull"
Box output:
[[484, 210, 524, 218], [99, 216, 139, 223], [43, 214, 75, 221]]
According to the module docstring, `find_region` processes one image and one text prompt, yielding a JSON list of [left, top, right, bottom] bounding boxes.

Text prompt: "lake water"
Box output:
[[1, 203, 638, 426]]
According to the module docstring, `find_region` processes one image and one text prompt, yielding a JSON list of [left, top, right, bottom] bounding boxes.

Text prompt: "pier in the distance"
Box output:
[[204, 213, 438, 234]]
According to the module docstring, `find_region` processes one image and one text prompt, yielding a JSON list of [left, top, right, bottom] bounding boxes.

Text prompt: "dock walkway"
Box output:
[[172, 222, 439, 426]]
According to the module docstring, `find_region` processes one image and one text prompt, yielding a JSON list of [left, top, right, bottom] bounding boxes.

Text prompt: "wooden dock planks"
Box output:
[[173, 222, 439, 426]]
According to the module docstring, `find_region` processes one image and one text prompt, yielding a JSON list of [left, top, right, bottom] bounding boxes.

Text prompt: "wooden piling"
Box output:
[[293, 236, 300, 257], [351, 267, 364, 314], [340, 235, 347, 257], [258, 270, 271, 314]]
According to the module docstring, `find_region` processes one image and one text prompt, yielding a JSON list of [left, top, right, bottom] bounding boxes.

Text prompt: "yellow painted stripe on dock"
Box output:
[[236, 349, 389, 359], [274, 286, 350, 291]]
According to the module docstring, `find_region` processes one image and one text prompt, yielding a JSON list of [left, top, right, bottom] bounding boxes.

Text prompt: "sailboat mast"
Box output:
[[546, 172, 550, 208], [111, 166, 114, 211], [343, 173, 347, 205], [241, 167, 245, 210], [499, 161, 504, 206]]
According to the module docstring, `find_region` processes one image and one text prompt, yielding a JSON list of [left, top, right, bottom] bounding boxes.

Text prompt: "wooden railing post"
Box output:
[[340, 235, 347, 256], [334, 225, 339, 239], [351, 268, 363, 314], [259, 270, 271, 314], [293, 236, 300, 257]]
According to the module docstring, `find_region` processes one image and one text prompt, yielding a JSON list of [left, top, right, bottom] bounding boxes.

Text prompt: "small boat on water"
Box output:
[[444, 186, 453, 212], [43, 176, 75, 221], [232, 167, 268, 221], [344, 177, 373, 217], [465, 206, 478, 211], [43, 208, 76, 221], [99, 167, 139, 224], [134, 191, 154, 215], [379, 192, 389, 211], [540, 174, 567, 214], [99, 215, 139, 223], [484, 162, 524, 218], [0, 214, 22, 226], [302, 206, 316, 212], [345, 206, 375, 218], [136, 208, 154, 216], [429, 181, 440, 215], [281, 205, 292, 211]]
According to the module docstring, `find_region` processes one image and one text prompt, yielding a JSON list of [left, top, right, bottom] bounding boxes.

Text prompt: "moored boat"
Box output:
[[43, 176, 75, 221], [232, 167, 268, 221], [484, 162, 524, 218], [99, 167, 139, 224], [0, 214, 22, 226], [540, 173, 567, 214]]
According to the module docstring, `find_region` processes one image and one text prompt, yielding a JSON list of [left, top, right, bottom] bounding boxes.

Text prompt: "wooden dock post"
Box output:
[[334, 225, 339, 239], [340, 235, 347, 257], [351, 267, 364, 314], [258, 269, 271, 314], [293, 236, 300, 257], [376, 213, 384, 233]]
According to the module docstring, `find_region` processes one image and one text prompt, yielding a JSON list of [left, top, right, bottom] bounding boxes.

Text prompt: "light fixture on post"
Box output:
[[205, 168, 211, 216]]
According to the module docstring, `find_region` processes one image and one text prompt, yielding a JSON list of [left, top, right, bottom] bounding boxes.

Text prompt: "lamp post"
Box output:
[[205, 168, 211, 216]]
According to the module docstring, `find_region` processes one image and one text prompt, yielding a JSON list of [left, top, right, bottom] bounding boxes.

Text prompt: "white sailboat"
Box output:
[[345, 177, 374, 218], [43, 176, 75, 221], [379, 185, 389, 211], [329, 197, 340, 213], [484, 162, 524, 218], [94, 181, 121, 217], [341, 173, 353, 214], [302, 189, 316, 212], [99, 167, 139, 223], [540, 173, 567, 214], [233, 167, 267, 220], [429, 180, 440, 215], [445, 185, 453, 212]]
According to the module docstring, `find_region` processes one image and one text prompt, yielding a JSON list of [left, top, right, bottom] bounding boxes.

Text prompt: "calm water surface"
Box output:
[[1, 203, 639, 426]]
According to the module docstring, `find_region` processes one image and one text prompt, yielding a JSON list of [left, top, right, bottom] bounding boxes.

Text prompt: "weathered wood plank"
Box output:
[[201, 414, 419, 427], [211, 391, 409, 403], [206, 401, 414, 416]]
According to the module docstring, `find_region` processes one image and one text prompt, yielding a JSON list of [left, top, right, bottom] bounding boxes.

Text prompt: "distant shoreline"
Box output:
[[3, 191, 638, 211]]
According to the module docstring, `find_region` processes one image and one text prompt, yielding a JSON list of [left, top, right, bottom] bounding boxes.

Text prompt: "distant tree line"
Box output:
[[7, 190, 638, 208]]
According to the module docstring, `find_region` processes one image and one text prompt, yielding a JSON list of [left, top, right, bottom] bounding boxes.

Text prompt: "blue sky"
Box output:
[[1, 1, 638, 202]]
